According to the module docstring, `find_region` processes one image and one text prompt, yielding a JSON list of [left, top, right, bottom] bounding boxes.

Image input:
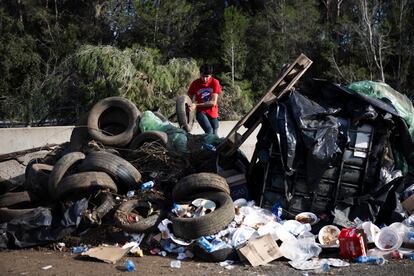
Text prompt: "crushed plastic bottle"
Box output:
[[170, 260, 181, 269], [72, 246, 88, 254], [126, 190, 135, 198], [141, 181, 155, 191], [355, 256, 385, 265], [197, 237, 213, 252], [124, 260, 136, 271]]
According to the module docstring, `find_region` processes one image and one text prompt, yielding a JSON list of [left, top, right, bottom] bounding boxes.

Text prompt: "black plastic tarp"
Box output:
[[0, 198, 88, 248]]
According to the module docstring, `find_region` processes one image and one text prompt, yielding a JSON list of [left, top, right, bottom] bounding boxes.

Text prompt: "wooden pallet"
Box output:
[[217, 53, 313, 156]]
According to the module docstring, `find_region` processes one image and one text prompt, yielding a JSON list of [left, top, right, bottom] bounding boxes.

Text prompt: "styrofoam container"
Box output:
[[374, 227, 402, 251], [318, 225, 340, 245]]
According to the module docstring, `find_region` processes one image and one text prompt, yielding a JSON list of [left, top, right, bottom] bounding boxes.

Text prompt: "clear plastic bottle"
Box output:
[[124, 260, 136, 271]]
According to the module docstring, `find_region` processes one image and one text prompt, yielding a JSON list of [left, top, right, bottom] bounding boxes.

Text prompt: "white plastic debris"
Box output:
[[219, 260, 235, 270], [280, 239, 322, 262], [170, 260, 181, 269], [289, 258, 349, 270], [41, 265, 53, 270], [230, 226, 256, 247]]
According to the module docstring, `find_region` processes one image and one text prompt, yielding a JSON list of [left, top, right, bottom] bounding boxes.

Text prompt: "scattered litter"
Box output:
[[81, 246, 131, 264], [318, 225, 340, 245], [238, 234, 282, 267], [72, 246, 88, 254], [355, 256, 385, 265], [374, 227, 402, 251], [289, 258, 349, 270], [219, 260, 235, 270], [126, 190, 135, 198], [141, 180, 155, 191], [41, 265, 53, 270], [170, 260, 181, 269], [124, 260, 136, 271], [295, 212, 319, 225], [338, 228, 368, 259], [279, 238, 321, 262]]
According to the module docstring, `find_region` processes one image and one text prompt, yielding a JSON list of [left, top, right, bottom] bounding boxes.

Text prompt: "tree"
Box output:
[[221, 6, 248, 85]]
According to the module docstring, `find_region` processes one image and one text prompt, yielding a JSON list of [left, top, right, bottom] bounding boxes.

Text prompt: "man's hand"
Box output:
[[189, 103, 197, 111]]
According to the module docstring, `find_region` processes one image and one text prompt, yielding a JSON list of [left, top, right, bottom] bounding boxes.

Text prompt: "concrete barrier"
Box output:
[[0, 121, 259, 160]]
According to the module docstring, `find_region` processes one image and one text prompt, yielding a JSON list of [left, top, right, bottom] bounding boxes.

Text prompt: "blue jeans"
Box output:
[[196, 111, 219, 135]]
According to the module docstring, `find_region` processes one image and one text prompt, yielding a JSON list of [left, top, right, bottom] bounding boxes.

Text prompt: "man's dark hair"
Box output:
[[200, 64, 213, 75]]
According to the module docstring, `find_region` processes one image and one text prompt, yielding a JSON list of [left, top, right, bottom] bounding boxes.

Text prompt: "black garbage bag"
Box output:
[[288, 90, 342, 191], [267, 102, 299, 174], [0, 198, 88, 248]]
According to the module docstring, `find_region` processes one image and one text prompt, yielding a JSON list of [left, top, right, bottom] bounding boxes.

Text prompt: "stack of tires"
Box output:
[[169, 173, 236, 262], [1, 97, 172, 227]]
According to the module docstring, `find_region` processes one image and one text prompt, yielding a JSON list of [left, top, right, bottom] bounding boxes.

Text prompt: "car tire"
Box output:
[[56, 172, 118, 200], [48, 152, 86, 199], [170, 191, 235, 240], [114, 199, 165, 233], [172, 173, 230, 202], [176, 95, 195, 132], [24, 163, 53, 199], [0, 191, 34, 208], [88, 97, 140, 147], [128, 131, 169, 151], [79, 151, 141, 191]]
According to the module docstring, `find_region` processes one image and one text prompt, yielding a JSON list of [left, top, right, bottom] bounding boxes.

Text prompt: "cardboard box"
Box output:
[[238, 234, 282, 267], [338, 228, 368, 259], [402, 194, 414, 214]]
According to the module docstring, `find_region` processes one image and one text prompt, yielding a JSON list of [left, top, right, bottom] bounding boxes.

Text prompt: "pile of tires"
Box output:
[[0, 96, 234, 252]]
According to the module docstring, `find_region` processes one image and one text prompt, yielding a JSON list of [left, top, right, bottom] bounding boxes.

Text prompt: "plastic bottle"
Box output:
[[141, 181, 155, 190], [126, 190, 135, 198], [197, 237, 213, 252], [355, 256, 385, 265], [124, 260, 136, 271], [170, 260, 181, 268], [72, 246, 88, 254], [202, 143, 216, 151]]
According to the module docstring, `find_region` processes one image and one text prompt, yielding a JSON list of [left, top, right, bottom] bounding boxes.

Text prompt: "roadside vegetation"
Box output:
[[0, 1, 413, 125]]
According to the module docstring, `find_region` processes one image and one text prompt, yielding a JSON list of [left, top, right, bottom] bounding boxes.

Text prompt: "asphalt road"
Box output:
[[0, 248, 413, 275]]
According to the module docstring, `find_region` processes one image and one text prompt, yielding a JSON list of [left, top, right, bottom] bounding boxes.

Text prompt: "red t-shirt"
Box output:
[[187, 77, 221, 118]]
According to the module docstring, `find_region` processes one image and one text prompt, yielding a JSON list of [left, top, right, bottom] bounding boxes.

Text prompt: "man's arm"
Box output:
[[193, 93, 218, 108]]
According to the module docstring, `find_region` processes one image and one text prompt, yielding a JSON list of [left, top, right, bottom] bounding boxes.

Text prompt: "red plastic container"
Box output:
[[338, 228, 368, 259]]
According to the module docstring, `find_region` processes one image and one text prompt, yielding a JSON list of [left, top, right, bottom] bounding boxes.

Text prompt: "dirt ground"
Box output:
[[1, 248, 414, 276]]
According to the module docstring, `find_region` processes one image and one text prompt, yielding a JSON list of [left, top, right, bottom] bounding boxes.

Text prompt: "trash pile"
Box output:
[[1, 55, 414, 273]]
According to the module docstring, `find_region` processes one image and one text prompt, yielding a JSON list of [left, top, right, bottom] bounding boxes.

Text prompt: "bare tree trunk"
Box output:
[[358, 0, 387, 82], [231, 42, 234, 86], [54, 0, 58, 22], [17, 0, 23, 23]]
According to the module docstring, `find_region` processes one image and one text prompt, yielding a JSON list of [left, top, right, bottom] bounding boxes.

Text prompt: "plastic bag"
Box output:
[[139, 111, 189, 152], [279, 239, 322, 262], [139, 111, 167, 132], [348, 81, 414, 138]]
